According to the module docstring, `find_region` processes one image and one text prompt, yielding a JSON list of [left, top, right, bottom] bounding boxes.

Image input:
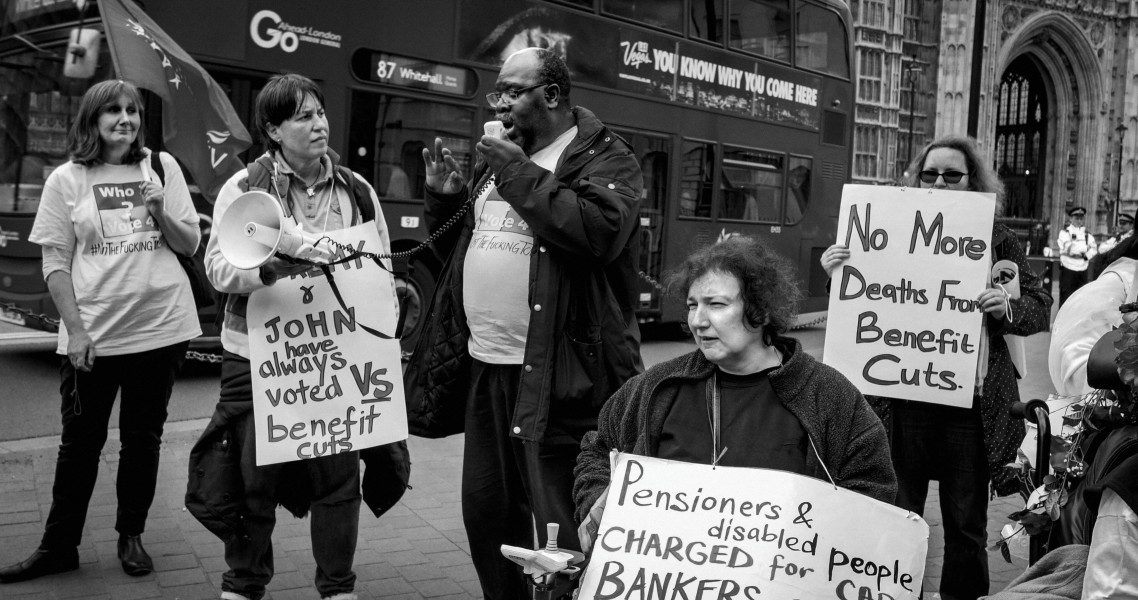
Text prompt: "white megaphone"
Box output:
[[217, 191, 334, 269]]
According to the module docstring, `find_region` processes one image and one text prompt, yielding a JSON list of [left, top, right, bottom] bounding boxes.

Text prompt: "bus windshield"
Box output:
[[0, 39, 113, 216]]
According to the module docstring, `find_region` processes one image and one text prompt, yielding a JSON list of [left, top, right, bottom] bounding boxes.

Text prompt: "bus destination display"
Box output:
[[351, 50, 478, 98]]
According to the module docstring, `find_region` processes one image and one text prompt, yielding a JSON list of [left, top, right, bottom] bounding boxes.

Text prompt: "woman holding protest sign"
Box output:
[[573, 235, 896, 553], [194, 73, 403, 600], [0, 80, 201, 584], [821, 135, 1053, 600]]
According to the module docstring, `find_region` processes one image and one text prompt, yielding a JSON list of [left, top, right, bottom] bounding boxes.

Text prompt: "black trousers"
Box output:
[[892, 400, 989, 600], [217, 353, 361, 600], [461, 361, 583, 600], [1058, 265, 1087, 306], [41, 341, 188, 550]]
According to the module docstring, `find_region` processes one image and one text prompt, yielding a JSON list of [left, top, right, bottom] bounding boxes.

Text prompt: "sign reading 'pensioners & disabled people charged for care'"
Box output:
[[577, 453, 928, 600]]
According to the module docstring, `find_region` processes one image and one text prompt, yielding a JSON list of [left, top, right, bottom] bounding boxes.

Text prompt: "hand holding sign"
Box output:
[[820, 243, 850, 278]]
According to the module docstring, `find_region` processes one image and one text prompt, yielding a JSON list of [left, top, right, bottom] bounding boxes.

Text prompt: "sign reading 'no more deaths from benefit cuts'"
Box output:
[[247, 222, 407, 466], [822, 184, 996, 407], [577, 453, 929, 600]]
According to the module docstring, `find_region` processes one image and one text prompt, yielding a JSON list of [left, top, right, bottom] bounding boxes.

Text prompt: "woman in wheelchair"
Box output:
[[990, 232, 1138, 599]]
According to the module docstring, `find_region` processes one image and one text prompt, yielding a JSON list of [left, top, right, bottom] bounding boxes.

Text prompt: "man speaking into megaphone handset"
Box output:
[[200, 73, 396, 600]]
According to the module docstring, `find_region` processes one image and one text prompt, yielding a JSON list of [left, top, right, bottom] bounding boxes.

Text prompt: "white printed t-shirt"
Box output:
[[463, 126, 578, 364], [29, 152, 201, 356]]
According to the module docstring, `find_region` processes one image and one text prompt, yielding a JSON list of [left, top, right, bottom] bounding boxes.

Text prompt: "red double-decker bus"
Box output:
[[0, 0, 854, 351]]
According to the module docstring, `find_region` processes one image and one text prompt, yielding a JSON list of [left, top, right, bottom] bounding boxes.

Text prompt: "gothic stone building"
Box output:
[[852, 0, 1134, 253]]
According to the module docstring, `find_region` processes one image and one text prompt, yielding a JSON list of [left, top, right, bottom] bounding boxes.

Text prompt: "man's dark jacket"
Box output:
[[405, 106, 644, 442]]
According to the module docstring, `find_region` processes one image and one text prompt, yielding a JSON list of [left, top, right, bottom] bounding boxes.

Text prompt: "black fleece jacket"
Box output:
[[572, 337, 897, 524]]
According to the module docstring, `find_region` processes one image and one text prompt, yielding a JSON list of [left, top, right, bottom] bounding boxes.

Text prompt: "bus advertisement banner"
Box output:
[[577, 452, 928, 600], [247, 223, 407, 465], [458, 0, 822, 129], [822, 185, 996, 408]]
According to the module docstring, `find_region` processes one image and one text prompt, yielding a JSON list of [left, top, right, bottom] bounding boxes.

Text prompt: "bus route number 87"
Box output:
[[376, 61, 398, 80]]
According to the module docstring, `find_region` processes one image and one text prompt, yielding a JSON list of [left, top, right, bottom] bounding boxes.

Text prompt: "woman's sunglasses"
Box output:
[[918, 169, 969, 184]]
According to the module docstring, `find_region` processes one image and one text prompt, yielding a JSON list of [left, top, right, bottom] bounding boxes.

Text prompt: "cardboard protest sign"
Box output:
[[248, 223, 406, 465], [822, 185, 995, 407], [578, 453, 928, 600]]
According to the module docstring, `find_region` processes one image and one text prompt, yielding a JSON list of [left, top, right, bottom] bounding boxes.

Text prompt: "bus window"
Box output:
[[1, 50, 107, 215], [719, 147, 783, 223], [785, 156, 812, 225], [679, 140, 715, 219], [690, 0, 724, 43], [796, 1, 850, 78], [603, 0, 683, 32], [613, 128, 670, 309], [728, 0, 791, 62], [347, 91, 475, 199]]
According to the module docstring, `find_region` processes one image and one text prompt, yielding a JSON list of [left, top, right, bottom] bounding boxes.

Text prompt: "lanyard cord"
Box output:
[[705, 373, 728, 467]]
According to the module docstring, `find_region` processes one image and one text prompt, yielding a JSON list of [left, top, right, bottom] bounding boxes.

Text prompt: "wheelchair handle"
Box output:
[[1009, 399, 1050, 427]]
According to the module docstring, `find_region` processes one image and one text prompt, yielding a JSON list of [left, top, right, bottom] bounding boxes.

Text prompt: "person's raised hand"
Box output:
[[422, 137, 466, 195], [476, 135, 527, 174], [820, 244, 851, 278]]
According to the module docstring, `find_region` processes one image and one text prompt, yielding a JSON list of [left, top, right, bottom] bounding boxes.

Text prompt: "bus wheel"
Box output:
[[395, 258, 437, 355]]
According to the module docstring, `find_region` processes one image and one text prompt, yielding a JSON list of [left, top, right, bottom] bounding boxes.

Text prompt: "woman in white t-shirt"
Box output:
[[0, 80, 201, 584]]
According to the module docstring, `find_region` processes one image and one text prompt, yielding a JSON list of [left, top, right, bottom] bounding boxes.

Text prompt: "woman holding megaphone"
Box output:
[[0, 80, 201, 583], [199, 73, 393, 600]]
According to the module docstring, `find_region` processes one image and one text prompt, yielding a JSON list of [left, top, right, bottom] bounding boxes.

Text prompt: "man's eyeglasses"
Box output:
[[918, 169, 969, 184], [486, 83, 548, 107]]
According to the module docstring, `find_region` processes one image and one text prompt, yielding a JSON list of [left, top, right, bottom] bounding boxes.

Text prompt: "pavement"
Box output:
[[0, 326, 1060, 599]]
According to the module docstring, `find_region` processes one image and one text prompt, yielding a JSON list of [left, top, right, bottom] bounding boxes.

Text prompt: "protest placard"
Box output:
[[822, 184, 995, 407], [577, 453, 928, 600], [248, 222, 406, 465]]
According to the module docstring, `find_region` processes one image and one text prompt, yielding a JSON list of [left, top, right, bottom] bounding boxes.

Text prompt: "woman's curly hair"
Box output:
[[666, 235, 802, 344]]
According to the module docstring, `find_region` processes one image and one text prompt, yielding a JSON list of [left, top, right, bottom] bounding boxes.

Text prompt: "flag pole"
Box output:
[[94, 0, 123, 77]]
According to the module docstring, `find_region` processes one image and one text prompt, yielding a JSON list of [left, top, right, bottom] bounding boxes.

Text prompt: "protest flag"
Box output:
[[96, 0, 251, 199]]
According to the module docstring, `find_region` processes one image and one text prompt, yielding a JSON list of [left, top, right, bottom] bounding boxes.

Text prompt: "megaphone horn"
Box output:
[[218, 190, 335, 270], [218, 191, 284, 270]]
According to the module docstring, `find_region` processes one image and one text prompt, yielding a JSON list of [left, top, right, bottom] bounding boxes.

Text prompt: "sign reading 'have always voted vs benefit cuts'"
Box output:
[[247, 223, 407, 466], [577, 453, 928, 600], [822, 185, 996, 408]]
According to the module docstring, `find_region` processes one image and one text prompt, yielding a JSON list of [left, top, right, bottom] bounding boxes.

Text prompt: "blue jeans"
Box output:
[[218, 354, 361, 600], [462, 361, 583, 600], [891, 400, 989, 600], [41, 341, 187, 549]]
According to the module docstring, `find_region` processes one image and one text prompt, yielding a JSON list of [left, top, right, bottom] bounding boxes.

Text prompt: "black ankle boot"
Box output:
[[117, 535, 153, 576], [0, 546, 79, 583]]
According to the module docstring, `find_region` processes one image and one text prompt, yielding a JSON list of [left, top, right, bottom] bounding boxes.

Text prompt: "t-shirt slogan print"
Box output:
[[471, 195, 533, 252], [95, 182, 157, 238]]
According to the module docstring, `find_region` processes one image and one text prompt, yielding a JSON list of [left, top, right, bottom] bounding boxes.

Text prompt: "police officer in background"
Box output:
[[1056, 205, 1096, 306], [1098, 211, 1134, 255]]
